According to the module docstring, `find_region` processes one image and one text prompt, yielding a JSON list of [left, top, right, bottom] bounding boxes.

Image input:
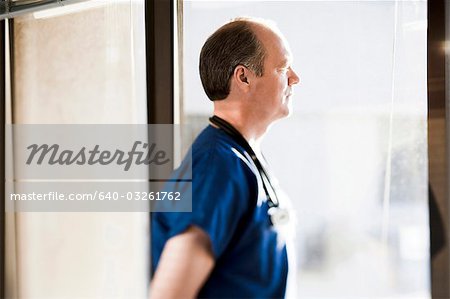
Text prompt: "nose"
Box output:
[[288, 68, 300, 86]]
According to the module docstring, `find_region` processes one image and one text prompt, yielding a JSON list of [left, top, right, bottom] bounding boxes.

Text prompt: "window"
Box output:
[[181, 1, 429, 297]]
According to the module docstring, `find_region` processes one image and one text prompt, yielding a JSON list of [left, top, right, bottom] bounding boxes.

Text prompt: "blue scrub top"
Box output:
[[151, 125, 288, 298]]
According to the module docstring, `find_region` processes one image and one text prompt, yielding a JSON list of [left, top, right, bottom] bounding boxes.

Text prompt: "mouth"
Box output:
[[286, 89, 293, 97]]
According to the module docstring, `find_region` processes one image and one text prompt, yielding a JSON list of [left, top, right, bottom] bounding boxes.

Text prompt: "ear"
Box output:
[[231, 65, 251, 93]]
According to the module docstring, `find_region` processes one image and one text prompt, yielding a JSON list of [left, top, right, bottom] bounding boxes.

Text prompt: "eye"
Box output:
[[279, 67, 289, 74]]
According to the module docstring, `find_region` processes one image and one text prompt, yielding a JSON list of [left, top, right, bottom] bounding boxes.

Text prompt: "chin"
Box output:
[[281, 111, 293, 120], [281, 98, 293, 118], [273, 109, 291, 123], [285, 109, 293, 118], [282, 104, 293, 118]]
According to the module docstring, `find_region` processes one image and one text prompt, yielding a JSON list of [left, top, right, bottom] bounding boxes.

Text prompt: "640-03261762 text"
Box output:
[[9, 191, 182, 201]]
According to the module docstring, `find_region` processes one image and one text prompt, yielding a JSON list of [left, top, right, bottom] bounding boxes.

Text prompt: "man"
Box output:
[[150, 17, 300, 298]]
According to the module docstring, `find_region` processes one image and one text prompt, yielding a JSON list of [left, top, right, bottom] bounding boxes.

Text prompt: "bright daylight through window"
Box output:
[[182, 1, 429, 298]]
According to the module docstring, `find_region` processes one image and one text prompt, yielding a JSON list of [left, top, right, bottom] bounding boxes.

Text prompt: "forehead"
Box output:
[[252, 24, 292, 65]]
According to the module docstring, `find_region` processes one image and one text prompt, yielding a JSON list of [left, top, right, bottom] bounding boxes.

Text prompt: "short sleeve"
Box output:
[[160, 145, 258, 259]]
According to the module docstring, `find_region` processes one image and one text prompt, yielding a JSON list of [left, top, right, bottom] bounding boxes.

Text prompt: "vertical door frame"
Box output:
[[145, 0, 174, 124], [144, 0, 175, 282], [428, 0, 450, 297], [0, 19, 5, 299]]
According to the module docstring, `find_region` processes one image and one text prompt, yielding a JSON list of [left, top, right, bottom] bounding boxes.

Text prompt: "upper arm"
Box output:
[[149, 226, 215, 299], [150, 144, 258, 298]]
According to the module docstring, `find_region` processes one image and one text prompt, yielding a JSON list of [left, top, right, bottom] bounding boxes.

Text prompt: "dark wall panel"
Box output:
[[428, 0, 450, 297]]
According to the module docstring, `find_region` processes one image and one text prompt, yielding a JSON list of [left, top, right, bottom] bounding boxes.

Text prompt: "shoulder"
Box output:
[[191, 126, 258, 185]]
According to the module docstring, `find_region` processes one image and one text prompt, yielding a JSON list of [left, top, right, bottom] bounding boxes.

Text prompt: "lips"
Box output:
[[286, 89, 293, 97]]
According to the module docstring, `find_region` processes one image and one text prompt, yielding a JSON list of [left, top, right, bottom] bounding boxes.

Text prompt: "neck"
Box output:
[[213, 108, 270, 151]]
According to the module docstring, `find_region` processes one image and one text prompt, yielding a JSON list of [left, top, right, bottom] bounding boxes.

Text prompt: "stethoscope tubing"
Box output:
[[209, 115, 280, 208]]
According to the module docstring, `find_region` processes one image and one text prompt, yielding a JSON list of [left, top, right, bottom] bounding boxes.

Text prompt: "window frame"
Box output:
[[428, 0, 450, 297], [0, 19, 5, 299]]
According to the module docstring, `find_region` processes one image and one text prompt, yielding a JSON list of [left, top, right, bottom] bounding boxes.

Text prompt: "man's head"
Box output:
[[200, 17, 300, 122], [199, 18, 266, 101]]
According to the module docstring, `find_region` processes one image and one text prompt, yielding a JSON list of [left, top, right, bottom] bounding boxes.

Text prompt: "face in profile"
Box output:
[[250, 26, 300, 121]]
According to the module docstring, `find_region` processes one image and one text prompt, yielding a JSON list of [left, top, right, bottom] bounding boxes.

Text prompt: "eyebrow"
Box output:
[[278, 57, 292, 68]]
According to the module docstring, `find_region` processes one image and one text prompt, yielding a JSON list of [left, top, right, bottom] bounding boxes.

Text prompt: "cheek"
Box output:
[[253, 80, 269, 94], [277, 75, 288, 88]]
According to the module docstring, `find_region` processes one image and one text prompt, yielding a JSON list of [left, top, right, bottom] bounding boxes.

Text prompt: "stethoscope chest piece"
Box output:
[[268, 206, 290, 226]]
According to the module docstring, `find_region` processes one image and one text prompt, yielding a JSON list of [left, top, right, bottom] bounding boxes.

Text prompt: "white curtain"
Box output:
[[5, 1, 148, 298]]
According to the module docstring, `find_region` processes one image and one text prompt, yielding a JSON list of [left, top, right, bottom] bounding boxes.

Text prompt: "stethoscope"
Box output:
[[209, 115, 290, 227]]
